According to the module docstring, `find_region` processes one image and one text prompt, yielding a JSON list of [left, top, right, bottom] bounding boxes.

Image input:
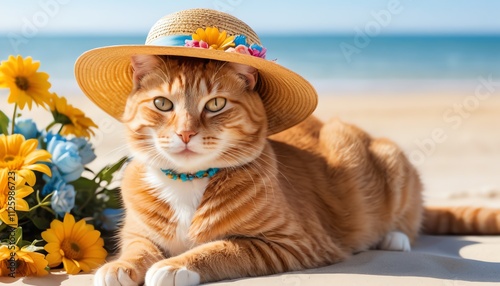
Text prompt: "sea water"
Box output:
[[0, 34, 499, 94]]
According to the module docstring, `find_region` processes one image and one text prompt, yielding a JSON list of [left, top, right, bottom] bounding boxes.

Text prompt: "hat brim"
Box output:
[[75, 45, 317, 135]]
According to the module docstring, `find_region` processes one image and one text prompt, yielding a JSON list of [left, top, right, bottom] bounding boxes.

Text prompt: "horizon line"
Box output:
[[2, 31, 500, 38]]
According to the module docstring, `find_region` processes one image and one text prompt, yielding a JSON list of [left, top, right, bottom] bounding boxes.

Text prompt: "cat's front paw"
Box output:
[[94, 260, 140, 286], [377, 231, 411, 252], [145, 262, 200, 286]]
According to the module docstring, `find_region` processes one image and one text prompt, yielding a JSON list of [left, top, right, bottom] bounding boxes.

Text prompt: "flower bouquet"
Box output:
[[0, 55, 126, 277]]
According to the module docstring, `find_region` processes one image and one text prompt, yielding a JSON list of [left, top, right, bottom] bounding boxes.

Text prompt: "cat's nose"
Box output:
[[177, 130, 197, 144]]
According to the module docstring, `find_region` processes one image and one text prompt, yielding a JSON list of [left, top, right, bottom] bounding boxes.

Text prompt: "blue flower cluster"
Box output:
[[15, 118, 98, 217], [42, 132, 96, 216]]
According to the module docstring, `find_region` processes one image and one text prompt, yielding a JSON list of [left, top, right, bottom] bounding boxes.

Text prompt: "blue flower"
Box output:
[[50, 182, 76, 217], [44, 132, 96, 165], [42, 165, 64, 196], [47, 136, 84, 182], [70, 137, 96, 165], [234, 35, 247, 46], [250, 43, 263, 52], [43, 131, 65, 145], [14, 118, 39, 139], [248, 44, 267, 58], [101, 208, 124, 231]]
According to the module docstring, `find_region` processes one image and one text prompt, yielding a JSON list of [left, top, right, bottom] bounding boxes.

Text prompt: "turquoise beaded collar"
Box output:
[[160, 168, 220, 182]]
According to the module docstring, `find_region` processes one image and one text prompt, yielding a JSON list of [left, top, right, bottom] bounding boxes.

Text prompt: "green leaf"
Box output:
[[96, 156, 129, 185], [31, 213, 51, 230], [19, 240, 34, 249], [104, 187, 123, 209], [0, 110, 10, 135], [14, 227, 23, 246], [72, 177, 99, 192]]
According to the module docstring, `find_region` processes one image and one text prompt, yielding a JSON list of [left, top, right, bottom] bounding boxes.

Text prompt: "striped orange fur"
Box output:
[[93, 56, 499, 286], [423, 206, 500, 235]]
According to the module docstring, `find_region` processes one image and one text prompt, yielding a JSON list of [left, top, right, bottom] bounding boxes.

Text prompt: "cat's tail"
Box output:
[[422, 206, 500, 235]]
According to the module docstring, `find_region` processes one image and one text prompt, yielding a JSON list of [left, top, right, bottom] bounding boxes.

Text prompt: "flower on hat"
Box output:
[[248, 44, 267, 58], [183, 26, 267, 59], [0, 55, 52, 110], [234, 35, 247, 46], [186, 26, 235, 50], [226, 44, 267, 59]]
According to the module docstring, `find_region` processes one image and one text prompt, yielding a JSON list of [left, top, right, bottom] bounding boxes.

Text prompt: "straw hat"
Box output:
[[75, 8, 317, 135]]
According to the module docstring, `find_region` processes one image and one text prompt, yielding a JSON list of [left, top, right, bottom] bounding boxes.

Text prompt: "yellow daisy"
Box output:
[[0, 168, 34, 226], [0, 134, 51, 186], [47, 93, 98, 138], [192, 26, 235, 50], [0, 55, 52, 110], [0, 245, 49, 277], [41, 213, 107, 274]]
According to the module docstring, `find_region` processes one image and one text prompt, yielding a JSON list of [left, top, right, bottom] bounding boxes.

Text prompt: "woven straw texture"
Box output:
[[75, 9, 317, 135], [147, 9, 261, 45]]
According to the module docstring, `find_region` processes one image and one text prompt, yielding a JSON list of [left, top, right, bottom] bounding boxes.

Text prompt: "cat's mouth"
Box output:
[[175, 148, 197, 157]]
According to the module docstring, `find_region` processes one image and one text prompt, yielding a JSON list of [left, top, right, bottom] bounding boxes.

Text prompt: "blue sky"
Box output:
[[0, 0, 499, 35]]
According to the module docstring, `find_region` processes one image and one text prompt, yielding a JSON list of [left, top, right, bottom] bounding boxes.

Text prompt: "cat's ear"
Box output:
[[229, 63, 258, 91], [130, 55, 162, 88]]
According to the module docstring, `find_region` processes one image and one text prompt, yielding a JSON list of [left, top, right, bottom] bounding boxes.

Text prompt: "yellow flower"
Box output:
[[41, 213, 107, 274], [192, 26, 235, 50], [0, 169, 34, 226], [47, 93, 98, 138], [0, 134, 51, 186], [0, 245, 49, 277], [0, 55, 52, 110]]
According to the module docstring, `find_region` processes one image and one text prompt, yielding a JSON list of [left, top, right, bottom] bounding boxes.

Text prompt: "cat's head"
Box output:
[[123, 55, 268, 173]]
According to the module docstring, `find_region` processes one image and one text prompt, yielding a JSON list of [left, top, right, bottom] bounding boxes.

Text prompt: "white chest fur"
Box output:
[[145, 168, 209, 256]]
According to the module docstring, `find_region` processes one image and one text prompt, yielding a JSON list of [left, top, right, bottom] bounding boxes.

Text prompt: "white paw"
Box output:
[[377, 231, 411, 252], [94, 267, 138, 286], [145, 266, 200, 286]]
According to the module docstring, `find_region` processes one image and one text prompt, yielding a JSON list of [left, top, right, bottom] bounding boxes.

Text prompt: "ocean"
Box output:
[[1, 35, 500, 94]]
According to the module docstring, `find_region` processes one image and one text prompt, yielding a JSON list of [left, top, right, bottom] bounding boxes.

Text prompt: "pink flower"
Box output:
[[226, 45, 251, 55], [184, 40, 209, 49], [185, 39, 200, 47], [199, 40, 209, 49], [249, 45, 267, 59]]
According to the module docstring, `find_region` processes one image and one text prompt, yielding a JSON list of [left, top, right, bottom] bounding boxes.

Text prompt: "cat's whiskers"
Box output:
[[106, 144, 130, 157], [133, 143, 173, 168]]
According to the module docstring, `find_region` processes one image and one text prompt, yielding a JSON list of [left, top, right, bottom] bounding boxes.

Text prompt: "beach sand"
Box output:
[[1, 83, 499, 285]]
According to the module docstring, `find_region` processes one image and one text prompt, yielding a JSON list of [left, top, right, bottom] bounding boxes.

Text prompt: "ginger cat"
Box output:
[[94, 56, 499, 286]]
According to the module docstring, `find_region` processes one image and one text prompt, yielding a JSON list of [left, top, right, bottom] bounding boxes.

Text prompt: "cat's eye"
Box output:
[[205, 97, 227, 113], [154, 97, 173, 112]]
